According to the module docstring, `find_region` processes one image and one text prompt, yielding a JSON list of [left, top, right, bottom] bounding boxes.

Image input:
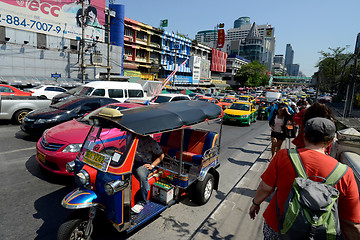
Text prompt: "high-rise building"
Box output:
[[285, 44, 294, 74]]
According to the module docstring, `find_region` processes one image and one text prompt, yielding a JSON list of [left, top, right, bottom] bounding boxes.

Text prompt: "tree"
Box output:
[[315, 46, 358, 94], [235, 61, 269, 87]]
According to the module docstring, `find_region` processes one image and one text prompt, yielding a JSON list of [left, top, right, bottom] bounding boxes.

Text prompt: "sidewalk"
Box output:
[[327, 102, 360, 131], [190, 138, 296, 240]]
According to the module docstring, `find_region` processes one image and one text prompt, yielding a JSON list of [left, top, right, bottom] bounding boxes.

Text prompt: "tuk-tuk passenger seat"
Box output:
[[160, 129, 218, 165]]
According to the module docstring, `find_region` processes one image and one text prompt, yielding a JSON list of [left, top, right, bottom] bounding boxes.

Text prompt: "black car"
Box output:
[[21, 96, 118, 135], [51, 86, 86, 104]]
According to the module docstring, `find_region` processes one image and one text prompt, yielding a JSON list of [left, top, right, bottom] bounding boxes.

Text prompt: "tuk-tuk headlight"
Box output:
[[76, 169, 90, 186], [104, 180, 129, 195], [66, 161, 75, 173]]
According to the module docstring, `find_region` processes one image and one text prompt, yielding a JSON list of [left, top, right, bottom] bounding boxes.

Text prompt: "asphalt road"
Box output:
[[0, 119, 271, 240]]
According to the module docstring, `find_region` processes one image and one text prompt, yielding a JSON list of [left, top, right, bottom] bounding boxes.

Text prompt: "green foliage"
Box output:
[[315, 46, 359, 94], [235, 61, 270, 87]]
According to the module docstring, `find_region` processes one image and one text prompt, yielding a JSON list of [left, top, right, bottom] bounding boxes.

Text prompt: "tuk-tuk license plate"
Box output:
[[37, 152, 46, 164], [83, 150, 110, 172], [229, 118, 236, 121]]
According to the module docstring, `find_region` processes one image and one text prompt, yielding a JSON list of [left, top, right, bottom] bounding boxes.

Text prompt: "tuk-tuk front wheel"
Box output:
[[192, 173, 214, 205], [57, 211, 93, 240]]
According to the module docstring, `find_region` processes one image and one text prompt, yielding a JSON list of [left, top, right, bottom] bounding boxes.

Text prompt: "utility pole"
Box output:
[[81, 0, 86, 83], [106, 9, 111, 81], [343, 33, 360, 117]]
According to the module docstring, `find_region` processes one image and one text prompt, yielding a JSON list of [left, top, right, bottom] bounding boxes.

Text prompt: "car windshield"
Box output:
[[229, 103, 249, 111], [198, 98, 209, 102], [221, 98, 234, 103], [237, 96, 249, 101], [32, 85, 43, 89], [151, 96, 172, 103], [51, 97, 88, 110], [76, 86, 94, 96]]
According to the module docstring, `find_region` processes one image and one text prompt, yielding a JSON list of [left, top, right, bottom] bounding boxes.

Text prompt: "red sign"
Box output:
[[217, 29, 225, 48], [211, 49, 227, 73]]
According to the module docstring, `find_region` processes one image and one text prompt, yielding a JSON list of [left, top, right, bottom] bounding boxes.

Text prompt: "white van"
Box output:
[[53, 81, 147, 103]]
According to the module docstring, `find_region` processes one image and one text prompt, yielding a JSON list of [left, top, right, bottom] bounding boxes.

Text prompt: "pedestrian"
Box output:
[[292, 102, 334, 151], [249, 118, 360, 240], [269, 103, 292, 160]]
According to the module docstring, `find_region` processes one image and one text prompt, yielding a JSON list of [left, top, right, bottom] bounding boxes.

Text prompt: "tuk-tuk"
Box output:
[[257, 99, 269, 120], [57, 100, 222, 239]]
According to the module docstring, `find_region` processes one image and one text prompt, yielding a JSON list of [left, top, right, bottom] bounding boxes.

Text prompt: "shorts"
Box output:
[[271, 131, 286, 141], [263, 221, 279, 240]]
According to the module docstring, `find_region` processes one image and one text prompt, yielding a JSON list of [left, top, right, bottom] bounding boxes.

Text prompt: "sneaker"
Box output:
[[131, 203, 144, 214]]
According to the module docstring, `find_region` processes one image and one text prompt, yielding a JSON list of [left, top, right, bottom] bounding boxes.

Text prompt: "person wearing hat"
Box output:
[[249, 118, 360, 239]]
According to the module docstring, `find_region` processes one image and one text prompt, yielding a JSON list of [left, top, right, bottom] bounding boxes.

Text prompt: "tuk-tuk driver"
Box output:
[[131, 135, 164, 214]]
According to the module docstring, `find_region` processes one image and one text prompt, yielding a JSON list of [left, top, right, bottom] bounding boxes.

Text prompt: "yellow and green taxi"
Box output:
[[237, 95, 255, 104], [223, 101, 257, 126]]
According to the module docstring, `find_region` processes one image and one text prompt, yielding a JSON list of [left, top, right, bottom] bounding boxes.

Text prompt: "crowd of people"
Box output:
[[249, 99, 360, 239]]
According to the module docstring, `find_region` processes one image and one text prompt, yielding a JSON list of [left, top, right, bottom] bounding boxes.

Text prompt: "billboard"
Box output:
[[211, 48, 227, 72], [0, 0, 105, 41]]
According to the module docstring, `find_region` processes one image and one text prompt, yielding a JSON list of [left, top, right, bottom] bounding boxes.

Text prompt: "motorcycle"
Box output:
[[257, 100, 269, 120], [57, 100, 223, 239]]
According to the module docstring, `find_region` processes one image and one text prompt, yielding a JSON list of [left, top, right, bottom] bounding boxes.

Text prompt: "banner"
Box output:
[[0, 0, 105, 41], [217, 29, 225, 48], [266, 28, 273, 38]]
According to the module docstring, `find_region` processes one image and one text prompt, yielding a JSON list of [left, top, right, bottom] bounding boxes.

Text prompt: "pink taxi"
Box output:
[[36, 102, 143, 176]]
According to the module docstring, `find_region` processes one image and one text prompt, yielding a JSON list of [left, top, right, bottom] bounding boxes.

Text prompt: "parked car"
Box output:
[[21, 96, 119, 135], [27, 85, 67, 99], [150, 93, 191, 103], [0, 84, 31, 96], [52, 81, 147, 104], [36, 102, 144, 175], [223, 101, 257, 126], [0, 95, 51, 124]]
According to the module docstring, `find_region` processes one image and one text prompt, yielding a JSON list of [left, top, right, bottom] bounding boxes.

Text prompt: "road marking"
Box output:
[[2, 147, 36, 155]]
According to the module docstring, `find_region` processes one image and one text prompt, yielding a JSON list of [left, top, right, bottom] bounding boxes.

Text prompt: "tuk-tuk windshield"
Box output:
[[78, 126, 133, 171]]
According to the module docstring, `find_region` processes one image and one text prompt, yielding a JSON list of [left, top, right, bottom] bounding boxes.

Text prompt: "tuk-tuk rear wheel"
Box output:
[[57, 211, 93, 240], [192, 173, 214, 205]]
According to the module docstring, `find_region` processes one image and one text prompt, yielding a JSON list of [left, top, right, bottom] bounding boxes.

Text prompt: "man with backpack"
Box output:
[[249, 117, 360, 239]]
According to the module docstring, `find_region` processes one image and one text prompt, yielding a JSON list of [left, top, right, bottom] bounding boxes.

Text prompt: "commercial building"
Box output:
[[123, 17, 163, 80], [195, 17, 275, 72], [222, 54, 251, 86], [0, 1, 124, 87], [273, 54, 287, 75]]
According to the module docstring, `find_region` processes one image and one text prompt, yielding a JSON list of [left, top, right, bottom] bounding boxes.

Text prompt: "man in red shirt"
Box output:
[[249, 118, 360, 239]]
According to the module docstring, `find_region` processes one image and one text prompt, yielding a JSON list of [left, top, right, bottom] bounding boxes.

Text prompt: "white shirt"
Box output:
[[273, 115, 284, 133]]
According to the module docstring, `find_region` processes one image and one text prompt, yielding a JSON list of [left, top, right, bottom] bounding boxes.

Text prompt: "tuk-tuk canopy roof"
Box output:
[[95, 100, 222, 135]]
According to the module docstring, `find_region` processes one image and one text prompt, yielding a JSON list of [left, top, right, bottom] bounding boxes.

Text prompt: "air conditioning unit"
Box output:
[[91, 53, 102, 65]]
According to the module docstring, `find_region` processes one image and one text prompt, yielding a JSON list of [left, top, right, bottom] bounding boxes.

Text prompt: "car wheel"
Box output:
[[191, 173, 214, 205], [247, 118, 251, 126], [57, 210, 93, 240], [13, 109, 30, 124]]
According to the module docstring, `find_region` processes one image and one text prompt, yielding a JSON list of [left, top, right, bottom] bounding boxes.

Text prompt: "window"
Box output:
[[108, 89, 124, 98], [0, 86, 13, 93], [37, 33, 47, 49], [128, 89, 143, 98], [92, 89, 105, 96]]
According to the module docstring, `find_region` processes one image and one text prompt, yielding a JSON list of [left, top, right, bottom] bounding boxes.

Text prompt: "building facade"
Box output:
[[221, 54, 250, 86], [0, 2, 124, 87], [123, 17, 163, 80]]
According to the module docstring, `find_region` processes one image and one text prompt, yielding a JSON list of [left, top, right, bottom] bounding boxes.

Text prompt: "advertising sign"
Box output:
[[0, 0, 105, 41], [217, 29, 225, 48], [266, 28, 273, 38]]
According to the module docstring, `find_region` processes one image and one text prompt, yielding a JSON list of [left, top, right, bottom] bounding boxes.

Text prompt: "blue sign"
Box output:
[[51, 73, 61, 78]]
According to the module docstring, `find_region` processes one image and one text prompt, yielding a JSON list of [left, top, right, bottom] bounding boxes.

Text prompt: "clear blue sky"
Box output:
[[113, 0, 360, 77]]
